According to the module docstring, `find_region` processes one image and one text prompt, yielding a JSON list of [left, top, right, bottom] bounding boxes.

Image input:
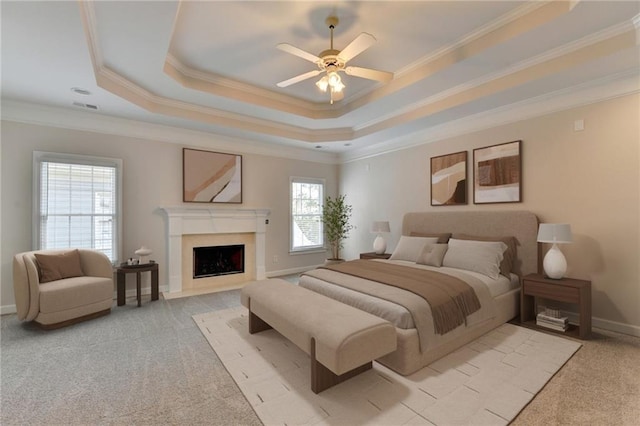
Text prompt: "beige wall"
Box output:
[[341, 93, 640, 335], [2, 94, 638, 335], [0, 121, 338, 310]]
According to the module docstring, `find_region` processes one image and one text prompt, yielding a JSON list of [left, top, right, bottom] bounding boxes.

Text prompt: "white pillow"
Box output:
[[389, 236, 439, 262], [442, 239, 507, 279]]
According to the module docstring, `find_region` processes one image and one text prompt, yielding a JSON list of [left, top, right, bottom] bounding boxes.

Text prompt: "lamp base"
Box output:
[[373, 235, 386, 255], [543, 243, 567, 279]]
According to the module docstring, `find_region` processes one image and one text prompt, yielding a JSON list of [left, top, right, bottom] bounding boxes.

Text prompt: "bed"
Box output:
[[299, 210, 539, 376]]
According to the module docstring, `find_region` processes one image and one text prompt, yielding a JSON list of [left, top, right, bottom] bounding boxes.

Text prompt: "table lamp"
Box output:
[[371, 221, 391, 254], [537, 223, 572, 279]]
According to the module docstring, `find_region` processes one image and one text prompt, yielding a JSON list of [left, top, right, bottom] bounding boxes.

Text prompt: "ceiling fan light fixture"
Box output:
[[317, 71, 344, 97], [328, 71, 341, 86], [316, 75, 329, 92]]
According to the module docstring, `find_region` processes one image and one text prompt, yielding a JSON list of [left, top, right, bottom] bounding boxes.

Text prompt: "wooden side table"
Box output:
[[360, 252, 392, 260], [116, 263, 159, 307], [520, 273, 591, 339]]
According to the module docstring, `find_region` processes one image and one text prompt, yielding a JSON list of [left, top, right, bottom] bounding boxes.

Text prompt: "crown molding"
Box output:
[[93, 60, 354, 143], [632, 13, 640, 45], [341, 70, 640, 163], [0, 100, 341, 165], [3, 68, 636, 167], [396, 1, 548, 78], [346, 0, 578, 112], [355, 21, 637, 132], [77, 0, 103, 72], [164, 54, 341, 119]]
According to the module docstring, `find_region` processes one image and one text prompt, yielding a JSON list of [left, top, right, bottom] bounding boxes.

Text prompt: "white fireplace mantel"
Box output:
[[160, 206, 270, 293]]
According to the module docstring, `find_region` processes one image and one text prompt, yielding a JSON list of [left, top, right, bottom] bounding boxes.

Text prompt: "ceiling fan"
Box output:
[[276, 16, 394, 104]]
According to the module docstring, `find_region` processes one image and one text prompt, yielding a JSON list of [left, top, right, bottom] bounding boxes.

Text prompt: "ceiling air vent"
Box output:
[[72, 102, 98, 110]]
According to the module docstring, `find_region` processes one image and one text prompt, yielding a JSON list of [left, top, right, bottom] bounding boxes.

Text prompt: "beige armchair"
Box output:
[[13, 249, 114, 329]]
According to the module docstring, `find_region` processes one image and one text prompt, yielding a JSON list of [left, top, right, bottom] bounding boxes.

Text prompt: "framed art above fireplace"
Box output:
[[183, 148, 242, 203]]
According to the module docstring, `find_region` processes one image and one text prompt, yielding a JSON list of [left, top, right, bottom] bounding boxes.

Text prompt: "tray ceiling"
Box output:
[[2, 1, 639, 158]]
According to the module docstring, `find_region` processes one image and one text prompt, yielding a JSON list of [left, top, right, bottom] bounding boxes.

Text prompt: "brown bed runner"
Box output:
[[320, 260, 481, 335]]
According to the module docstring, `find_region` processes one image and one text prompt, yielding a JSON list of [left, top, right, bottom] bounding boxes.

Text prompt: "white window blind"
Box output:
[[290, 178, 324, 252], [34, 152, 122, 263]]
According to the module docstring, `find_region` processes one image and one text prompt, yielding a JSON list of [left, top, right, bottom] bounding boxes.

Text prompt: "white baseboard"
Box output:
[[1, 304, 17, 315], [562, 311, 640, 338], [592, 316, 640, 337], [266, 264, 323, 278]]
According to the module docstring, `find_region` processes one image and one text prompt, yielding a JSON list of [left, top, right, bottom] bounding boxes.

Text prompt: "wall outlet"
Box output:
[[272, 255, 278, 263]]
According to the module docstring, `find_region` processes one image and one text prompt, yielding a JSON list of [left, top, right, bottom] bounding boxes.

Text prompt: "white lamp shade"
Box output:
[[371, 221, 390, 233], [537, 223, 572, 243]]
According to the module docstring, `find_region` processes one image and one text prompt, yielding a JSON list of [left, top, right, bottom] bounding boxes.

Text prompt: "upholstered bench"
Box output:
[[240, 278, 397, 393]]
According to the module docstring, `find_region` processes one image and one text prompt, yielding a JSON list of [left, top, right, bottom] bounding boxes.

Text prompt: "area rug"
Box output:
[[193, 307, 581, 426]]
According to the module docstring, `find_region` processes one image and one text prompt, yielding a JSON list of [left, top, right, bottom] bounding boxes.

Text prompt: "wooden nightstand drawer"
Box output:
[[523, 281, 579, 303]]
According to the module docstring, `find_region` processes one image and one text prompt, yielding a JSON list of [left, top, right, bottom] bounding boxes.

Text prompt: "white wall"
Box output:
[[1, 121, 338, 311], [341, 93, 640, 336]]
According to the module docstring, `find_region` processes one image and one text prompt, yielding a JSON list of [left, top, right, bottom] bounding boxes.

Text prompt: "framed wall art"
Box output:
[[430, 151, 467, 206], [473, 140, 522, 204], [183, 148, 242, 203]]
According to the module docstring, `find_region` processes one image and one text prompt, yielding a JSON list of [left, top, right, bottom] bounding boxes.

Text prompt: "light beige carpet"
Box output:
[[194, 307, 581, 426]]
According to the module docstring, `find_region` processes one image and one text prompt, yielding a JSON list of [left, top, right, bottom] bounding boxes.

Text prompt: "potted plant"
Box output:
[[322, 194, 354, 262]]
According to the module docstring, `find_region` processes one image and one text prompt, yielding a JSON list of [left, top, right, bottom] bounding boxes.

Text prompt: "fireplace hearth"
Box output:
[[193, 245, 245, 278]]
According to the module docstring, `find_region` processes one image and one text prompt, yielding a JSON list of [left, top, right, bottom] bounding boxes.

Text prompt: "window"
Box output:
[[290, 177, 324, 252], [33, 152, 122, 263]]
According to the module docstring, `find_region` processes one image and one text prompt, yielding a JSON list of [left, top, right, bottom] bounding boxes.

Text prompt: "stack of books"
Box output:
[[536, 309, 569, 332]]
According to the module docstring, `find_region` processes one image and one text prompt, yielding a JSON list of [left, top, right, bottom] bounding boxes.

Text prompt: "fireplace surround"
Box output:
[[161, 207, 270, 294]]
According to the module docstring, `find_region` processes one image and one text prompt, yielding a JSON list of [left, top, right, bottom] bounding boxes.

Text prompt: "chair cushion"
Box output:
[[39, 276, 113, 314], [35, 250, 84, 283]]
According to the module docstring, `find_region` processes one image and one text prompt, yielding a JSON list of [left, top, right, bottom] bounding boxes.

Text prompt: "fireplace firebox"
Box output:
[[193, 245, 245, 279]]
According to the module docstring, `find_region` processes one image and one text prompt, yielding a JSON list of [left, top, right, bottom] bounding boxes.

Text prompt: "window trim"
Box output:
[[32, 151, 123, 264], [289, 176, 326, 254]]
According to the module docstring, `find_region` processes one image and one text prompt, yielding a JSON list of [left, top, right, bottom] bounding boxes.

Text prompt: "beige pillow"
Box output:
[[452, 233, 516, 277], [409, 232, 451, 244], [443, 239, 507, 280], [416, 243, 448, 267], [389, 236, 439, 262], [35, 250, 84, 283]]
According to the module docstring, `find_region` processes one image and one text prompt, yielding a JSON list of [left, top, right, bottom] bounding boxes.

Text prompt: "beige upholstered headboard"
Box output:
[[402, 210, 539, 277]]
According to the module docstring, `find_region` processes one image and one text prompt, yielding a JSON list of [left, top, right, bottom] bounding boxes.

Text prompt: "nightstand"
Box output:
[[520, 273, 591, 339], [360, 252, 391, 260]]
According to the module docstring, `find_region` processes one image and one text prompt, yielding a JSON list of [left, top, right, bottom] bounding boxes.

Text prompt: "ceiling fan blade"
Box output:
[[338, 33, 377, 62], [345, 66, 393, 83], [277, 43, 321, 63], [276, 69, 322, 88]]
